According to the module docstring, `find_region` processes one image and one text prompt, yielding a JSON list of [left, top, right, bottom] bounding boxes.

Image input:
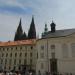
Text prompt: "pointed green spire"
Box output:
[[44, 24, 48, 33], [28, 16, 36, 39]]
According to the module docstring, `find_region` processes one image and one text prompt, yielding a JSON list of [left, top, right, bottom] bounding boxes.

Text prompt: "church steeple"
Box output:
[[50, 21, 56, 32], [44, 24, 48, 33], [14, 18, 23, 41], [28, 16, 36, 39]]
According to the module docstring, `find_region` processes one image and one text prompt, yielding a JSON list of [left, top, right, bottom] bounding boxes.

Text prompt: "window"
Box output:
[[20, 47, 22, 50], [7, 48, 9, 51], [51, 45, 55, 49], [13, 66, 16, 70], [18, 66, 21, 70], [51, 45, 55, 58], [5, 59, 7, 64], [15, 53, 17, 57], [9, 66, 11, 70], [1, 59, 3, 64], [30, 59, 32, 64], [31, 46, 33, 49], [20, 53, 22, 57], [16, 47, 17, 50], [62, 44, 68, 58], [71, 43, 75, 57], [25, 53, 27, 57], [14, 59, 16, 65], [24, 59, 26, 65], [4, 66, 6, 70], [41, 45, 44, 50], [51, 53, 55, 58], [2, 53, 4, 57], [3, 48, 5, 51], [10, 53, 12, 57], [11, 48, 13, 50], [6, 53, 8, 57], [9, 59, 11, 65], [40, 53, 44, 58], [30, 53, 32, 57], [19, 59, 21, 64], [41, 63, 44, 69]]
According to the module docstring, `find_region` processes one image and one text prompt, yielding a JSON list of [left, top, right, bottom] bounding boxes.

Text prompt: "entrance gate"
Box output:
[[50, 58, 57, 75]]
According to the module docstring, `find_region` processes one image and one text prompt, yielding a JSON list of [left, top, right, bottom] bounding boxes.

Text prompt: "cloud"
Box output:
[[0, 0, 75, 41]]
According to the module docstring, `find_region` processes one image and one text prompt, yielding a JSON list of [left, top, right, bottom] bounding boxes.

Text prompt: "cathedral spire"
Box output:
[[28, 16, 36, 39], [14, 18, 23, 41]]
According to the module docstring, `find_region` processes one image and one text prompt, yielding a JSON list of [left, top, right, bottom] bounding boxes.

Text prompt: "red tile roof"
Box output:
[[0, 39, 36, 47]]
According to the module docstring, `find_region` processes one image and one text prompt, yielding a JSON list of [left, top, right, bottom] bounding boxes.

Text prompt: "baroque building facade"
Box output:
[[36, 22, 75, 75]]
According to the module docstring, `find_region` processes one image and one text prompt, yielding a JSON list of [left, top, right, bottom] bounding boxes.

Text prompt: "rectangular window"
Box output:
[[71, 43, 75, 57], [20, 47, 22, 50], [5, 59, 7, 64], [4, 66, 6, 70], [9, 59, 11, 65], [30, 59, 32, 65], [41, 45, 44, 50], [24, 59, 26, 65], [1, 59, 3, 64], [19, 59, 21, 64], [9, 66, 11, 70], [14, 59, 16, 65], [2, 53, 4, 57], [25, 53, 27, 57], [41, 63, 44, 69], [40, 52, 44, 58], [30, 53, 32, 57], [6, 53, 8, 57], [7, 48, 9, 51], [20, 53, 22, 57], [51, 52, 55, 58], [62, 44, 68, 58], [31, 46, 33, 49], [15, 53, 17, 57], [3, 48, 5, 51], [10, 53, 12, 57], [51, 45, 55, 49]]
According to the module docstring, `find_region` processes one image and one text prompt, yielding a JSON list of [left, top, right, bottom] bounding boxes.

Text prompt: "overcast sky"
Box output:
[[0, 0, 75, 41]]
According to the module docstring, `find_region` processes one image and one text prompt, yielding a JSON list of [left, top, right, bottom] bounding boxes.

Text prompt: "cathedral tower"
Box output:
[[28, 16, 36, 39]]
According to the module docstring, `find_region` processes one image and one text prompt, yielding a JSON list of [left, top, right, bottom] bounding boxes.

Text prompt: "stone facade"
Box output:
[[36, 34, 75, 75], [0, 39, 36, 72]]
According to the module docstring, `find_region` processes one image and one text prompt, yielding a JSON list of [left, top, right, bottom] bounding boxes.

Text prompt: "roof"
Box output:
[[0, 39, 36, 47], [42, 28, 75, 38]]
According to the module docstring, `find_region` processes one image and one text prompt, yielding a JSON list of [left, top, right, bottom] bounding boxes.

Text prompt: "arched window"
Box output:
[[62, 44, 68, 58]]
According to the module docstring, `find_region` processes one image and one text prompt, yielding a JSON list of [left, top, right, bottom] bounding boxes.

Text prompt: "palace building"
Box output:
[[0, 17, 75, 74], [0, 39, 36, 72], [36, 21, 75, 75]]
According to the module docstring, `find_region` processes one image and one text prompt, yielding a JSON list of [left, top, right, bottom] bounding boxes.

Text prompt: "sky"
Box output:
[[0, 0, 75, 41]]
